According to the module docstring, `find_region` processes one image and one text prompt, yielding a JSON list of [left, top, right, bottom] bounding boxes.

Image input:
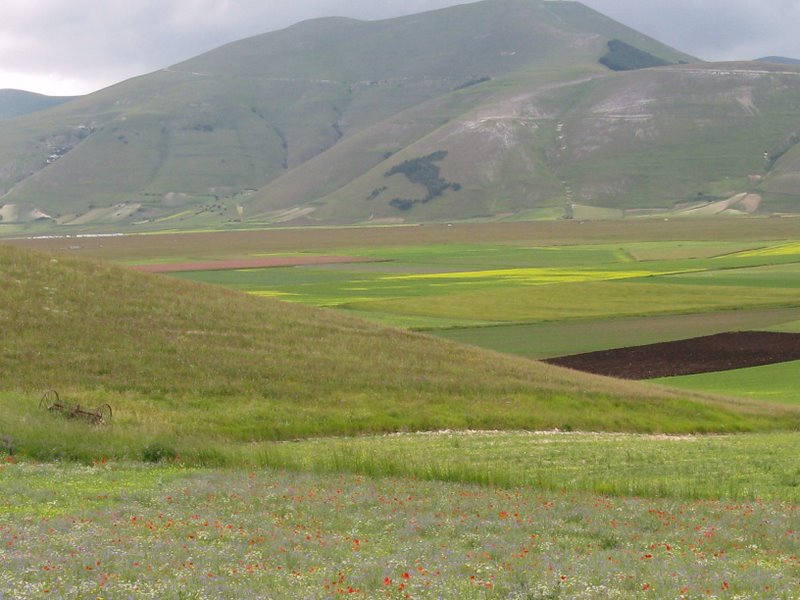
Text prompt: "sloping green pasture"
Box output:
[[654, 361, 800, 407], [4, 226, 800, 453]]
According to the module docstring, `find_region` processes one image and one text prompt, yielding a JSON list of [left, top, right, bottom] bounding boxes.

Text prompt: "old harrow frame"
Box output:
[[39, 390, 112, 425]]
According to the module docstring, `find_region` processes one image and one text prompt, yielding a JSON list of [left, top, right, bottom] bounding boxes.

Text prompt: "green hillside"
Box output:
[[1, 243, 797, 463], [253, 61, 800, 223], [0, 0, 697, 229], [0, 89, 76, 120]]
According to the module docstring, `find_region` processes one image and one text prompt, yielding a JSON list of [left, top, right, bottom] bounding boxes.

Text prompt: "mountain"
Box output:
[[0, 89, 77, 120], [1, 0, 799, 229], [757, 56, 800, 65]]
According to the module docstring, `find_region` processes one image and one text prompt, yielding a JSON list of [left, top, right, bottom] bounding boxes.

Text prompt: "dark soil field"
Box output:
[[544, 331, 800, 379]]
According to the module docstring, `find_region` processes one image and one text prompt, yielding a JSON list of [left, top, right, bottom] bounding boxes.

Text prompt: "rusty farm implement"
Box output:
[[39, 390, 112, 425]]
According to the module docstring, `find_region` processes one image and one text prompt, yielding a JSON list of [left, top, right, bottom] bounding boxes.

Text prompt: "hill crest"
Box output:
[[0, 89, 77, 120]]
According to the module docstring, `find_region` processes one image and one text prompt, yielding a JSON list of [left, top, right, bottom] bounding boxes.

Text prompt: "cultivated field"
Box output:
[[26, 218, 797, 367], [3, 218, 800, 598]]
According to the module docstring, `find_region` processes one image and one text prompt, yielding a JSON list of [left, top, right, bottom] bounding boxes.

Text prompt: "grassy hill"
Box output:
[[0, 0, 697, 229], [1, 242, 797, 464], [0, 89, 76, 120]]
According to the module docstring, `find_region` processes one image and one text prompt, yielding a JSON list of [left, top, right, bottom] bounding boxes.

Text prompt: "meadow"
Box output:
[[3, 433, 800, 598], [3, 219, 800, 598]]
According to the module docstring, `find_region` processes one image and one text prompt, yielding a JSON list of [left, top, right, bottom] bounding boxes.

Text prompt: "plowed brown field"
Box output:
[[544, 331, 800, 379]]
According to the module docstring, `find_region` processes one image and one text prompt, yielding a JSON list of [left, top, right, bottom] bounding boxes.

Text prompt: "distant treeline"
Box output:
[[600, 39, 673, 71], [383, 151, 461, 211]]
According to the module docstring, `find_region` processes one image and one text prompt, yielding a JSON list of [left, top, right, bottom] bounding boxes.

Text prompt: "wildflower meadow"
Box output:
[[1, 459, 799, 599]]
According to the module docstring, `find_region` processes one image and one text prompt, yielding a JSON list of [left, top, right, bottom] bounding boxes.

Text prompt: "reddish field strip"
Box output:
[[132, 255, 382, 273], [544, 331, 800, 379]]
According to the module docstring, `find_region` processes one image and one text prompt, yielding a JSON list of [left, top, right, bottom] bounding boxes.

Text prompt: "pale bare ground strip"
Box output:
[[6, 218, 800, 262], [131, 255, 384, 273]]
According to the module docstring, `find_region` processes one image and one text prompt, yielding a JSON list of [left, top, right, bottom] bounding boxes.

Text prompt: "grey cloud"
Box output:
[[0, 0, 477, 93], [2, 0, 800, 95], [582, 0, 800, 61]]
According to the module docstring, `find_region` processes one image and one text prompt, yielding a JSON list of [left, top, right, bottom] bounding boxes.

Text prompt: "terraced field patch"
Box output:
[[344, 281, 800, 324], [733, 240, 800, 258], [436, 308, 800, 359], [383, 266, 696, 284]]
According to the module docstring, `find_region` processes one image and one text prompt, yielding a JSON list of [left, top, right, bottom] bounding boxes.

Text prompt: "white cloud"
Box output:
[[0, 69, 91, 96]]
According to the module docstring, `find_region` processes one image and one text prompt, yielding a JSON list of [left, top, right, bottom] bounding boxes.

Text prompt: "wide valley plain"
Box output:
[[3, 218, 800, 598]]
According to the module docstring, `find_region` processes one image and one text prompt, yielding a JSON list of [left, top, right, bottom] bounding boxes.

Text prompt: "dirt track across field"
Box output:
[[133, 255, 382, 273], [544, 331, 800, 379]]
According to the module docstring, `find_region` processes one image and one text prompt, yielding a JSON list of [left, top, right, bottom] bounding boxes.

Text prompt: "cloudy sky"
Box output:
[[2, 0, 799, 96]]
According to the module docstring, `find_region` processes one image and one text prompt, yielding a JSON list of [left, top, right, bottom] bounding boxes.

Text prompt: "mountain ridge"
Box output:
[[0, 89, 78, 120], [757, 56, 800, 66]]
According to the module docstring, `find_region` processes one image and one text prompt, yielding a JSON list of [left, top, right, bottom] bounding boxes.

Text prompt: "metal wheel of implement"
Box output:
[[39, 389, 59, 410], [97, 404, 113, 424]]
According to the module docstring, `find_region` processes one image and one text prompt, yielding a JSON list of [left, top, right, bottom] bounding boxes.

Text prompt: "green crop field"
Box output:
[[771, 319, 800, 333], [654, 361, 800, 406], [435, 308, 800, 359], [145, 236, 799, 333], [155, 230, 800, 361]]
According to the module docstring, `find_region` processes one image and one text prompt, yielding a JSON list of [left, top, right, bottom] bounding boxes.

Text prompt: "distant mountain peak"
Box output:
[[0, 89, 78, 120], [756, 56, 800, 65]]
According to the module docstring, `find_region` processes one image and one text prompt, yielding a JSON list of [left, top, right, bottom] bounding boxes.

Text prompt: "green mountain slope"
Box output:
[[0, 89, 76, 119], [251, 62, 800, 223], [1, 243, 797, 463], [0, 0, 695, 228], [7, 1, 799, 228], [546, 62, 800, 215]]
